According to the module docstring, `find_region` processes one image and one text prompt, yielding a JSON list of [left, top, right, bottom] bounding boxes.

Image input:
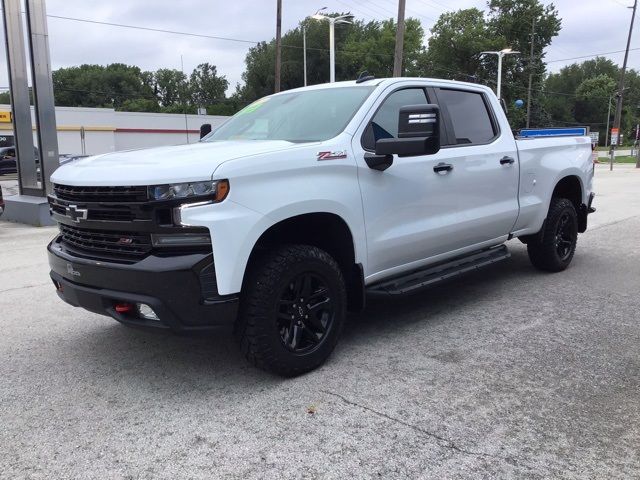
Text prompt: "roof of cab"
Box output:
[[274, 77, 493, 95]]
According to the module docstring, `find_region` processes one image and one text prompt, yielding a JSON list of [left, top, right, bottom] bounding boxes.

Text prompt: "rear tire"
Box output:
[[236, 245, 346, 377], [527, 197, 578, 272]]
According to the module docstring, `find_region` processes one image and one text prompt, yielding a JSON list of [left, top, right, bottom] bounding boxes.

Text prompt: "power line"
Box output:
[[346, 0, 396, 20], [22, 10, 640, 88], [333, 0, 379, 21], [46, 14, 261, 45], [50, 10, 627, 67], [376, 0, 437, 23], [547, 47, 640, 64]]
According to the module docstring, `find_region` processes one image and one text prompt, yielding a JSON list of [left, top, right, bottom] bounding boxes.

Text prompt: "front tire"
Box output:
[[527, 197, 578, 272], [236, 245, 346, 376]]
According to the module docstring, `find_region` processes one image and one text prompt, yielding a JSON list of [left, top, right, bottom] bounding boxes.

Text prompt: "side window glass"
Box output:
[[362, 88, 427, 151], [437, 89, 496, 145]]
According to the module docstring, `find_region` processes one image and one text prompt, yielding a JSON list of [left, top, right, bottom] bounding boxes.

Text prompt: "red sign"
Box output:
[[611, 128, 620, 145]]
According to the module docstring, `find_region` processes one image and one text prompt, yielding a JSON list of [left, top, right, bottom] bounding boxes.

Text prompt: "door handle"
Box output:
[[433, 162, 453, 173], [500, 156, 515, 165]]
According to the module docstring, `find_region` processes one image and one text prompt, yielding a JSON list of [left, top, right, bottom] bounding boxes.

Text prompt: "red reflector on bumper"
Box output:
[[114, 303, 133, 313]]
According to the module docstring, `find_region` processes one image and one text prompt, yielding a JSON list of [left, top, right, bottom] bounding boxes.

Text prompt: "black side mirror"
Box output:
[[376, 104, 440, 158], [200, 123, 212, 139]]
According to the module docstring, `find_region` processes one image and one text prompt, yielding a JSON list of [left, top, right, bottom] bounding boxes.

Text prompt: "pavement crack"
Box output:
[[321, 390, 518, 463], [589, 213, 640, 231], [0, 282, 51, 294]]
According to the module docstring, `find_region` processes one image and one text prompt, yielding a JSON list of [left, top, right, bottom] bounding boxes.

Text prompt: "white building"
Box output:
[[0, 105, 229, 155]]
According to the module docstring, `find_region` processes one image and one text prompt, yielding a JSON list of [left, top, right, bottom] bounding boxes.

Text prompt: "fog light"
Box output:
[[150, 233, 211, 247], [137, 303, 159, 321]]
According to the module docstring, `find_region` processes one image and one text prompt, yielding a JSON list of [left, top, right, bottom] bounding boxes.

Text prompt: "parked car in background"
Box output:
[[0, 149, 88, 178], [0, 146, 17, 175]]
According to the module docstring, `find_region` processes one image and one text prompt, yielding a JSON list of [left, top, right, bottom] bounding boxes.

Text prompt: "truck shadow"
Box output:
[[76, 244, 537, 388]]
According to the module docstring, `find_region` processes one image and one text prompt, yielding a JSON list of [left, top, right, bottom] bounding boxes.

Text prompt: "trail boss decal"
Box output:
[[317, 150, 348, 161]]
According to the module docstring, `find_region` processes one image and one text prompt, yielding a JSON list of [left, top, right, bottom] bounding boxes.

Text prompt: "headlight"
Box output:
[[149, 179, 229, 202]]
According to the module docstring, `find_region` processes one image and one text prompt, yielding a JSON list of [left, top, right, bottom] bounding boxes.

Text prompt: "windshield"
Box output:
[[203, 86, 375, 143]]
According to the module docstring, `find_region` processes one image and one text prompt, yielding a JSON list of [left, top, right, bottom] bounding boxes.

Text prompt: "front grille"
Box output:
[[51, 203, 136, 222], [54, 184, 149, 203], [59, 224, 152, 258]]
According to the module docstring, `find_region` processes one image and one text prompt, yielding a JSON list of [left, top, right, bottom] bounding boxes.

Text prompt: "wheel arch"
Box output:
[[552, 174, 587, 232], [244, 212, 365, 312]]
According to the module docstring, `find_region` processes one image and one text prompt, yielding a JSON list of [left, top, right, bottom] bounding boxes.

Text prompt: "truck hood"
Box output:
[[50, 140, 298, 186]]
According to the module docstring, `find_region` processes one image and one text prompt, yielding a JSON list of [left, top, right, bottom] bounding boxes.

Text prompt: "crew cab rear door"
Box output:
[[429, 85, 519, 247]]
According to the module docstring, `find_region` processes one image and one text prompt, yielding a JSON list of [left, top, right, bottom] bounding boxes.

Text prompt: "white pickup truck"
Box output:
[[48, 77, 595, 376]]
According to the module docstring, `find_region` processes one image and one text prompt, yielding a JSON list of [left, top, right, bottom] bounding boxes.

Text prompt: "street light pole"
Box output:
[[329, 17, 335, 83], [480, 48, 520, 100], [311, 9, 352, 83], [497, 53, 504, 100]]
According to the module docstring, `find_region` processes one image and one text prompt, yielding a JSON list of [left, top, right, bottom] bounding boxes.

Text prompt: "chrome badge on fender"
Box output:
[[317, 150, 347, 161]]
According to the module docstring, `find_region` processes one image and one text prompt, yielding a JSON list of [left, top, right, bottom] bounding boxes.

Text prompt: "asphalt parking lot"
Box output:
[[1, 164, 639, 479]]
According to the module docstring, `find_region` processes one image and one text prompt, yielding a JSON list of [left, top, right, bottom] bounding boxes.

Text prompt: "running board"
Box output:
[[367, 245, 511, 296]]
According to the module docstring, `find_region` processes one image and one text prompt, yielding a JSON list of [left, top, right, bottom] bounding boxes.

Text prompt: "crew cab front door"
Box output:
[[352, 85, 463, 279]]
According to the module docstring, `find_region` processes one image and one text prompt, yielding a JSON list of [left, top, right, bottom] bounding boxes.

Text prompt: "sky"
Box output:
[[0, 0, 637, 94]]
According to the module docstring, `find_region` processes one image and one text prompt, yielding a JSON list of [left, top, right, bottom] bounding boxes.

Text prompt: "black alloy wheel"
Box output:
[[554, 211, 577, 262], [236, 244, 346, 376], [527, 197, 579, 272], [277, 272, 335, 353]]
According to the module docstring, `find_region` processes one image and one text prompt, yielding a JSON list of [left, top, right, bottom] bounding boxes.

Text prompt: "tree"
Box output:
[[341, 18, 426, 78], [544, 57, 619, 125], [189, 62, 229, 107], [236, 13, 427, 103], [574, 74, 616, 126], [485, 0, 562, 128], [52, 63, 154, 109], [120, 98, 160, 112], [153, 68, 188, 108], [420, 8, 498, 82]]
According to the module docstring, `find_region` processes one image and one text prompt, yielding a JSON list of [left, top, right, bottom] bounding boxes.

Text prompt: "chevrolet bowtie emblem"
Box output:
[[65, 204, 88, 223]]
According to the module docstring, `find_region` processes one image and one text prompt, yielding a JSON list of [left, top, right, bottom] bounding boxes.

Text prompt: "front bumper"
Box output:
[[48, 238, 238, 333]]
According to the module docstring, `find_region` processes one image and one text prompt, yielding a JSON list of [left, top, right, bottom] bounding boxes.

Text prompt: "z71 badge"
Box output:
[[317, 150, 348, 161]]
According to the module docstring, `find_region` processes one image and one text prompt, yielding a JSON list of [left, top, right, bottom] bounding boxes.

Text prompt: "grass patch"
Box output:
[[597, 155, 638, 163], [596, 146, 635, 151]]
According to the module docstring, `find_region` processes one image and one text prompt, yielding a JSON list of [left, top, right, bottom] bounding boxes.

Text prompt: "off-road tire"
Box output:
[[236, 244, 346, 376], [527, 197, 578, 272]]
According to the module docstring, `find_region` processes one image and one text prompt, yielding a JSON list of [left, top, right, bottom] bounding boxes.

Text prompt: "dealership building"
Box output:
[[0, 104, 229, 155]]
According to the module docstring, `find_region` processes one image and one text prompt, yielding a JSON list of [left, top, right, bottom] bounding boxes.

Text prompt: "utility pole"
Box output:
[[525, 16, 536, 128], [274, 0, 282, 93], [303, 24, 307, 86], [611, 0, 636, 170], [393, 0, 406, 77], [605, 94, 613, 147]]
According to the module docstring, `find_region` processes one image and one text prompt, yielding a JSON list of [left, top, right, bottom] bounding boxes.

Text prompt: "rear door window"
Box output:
[[437, 89, 497, 146]]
